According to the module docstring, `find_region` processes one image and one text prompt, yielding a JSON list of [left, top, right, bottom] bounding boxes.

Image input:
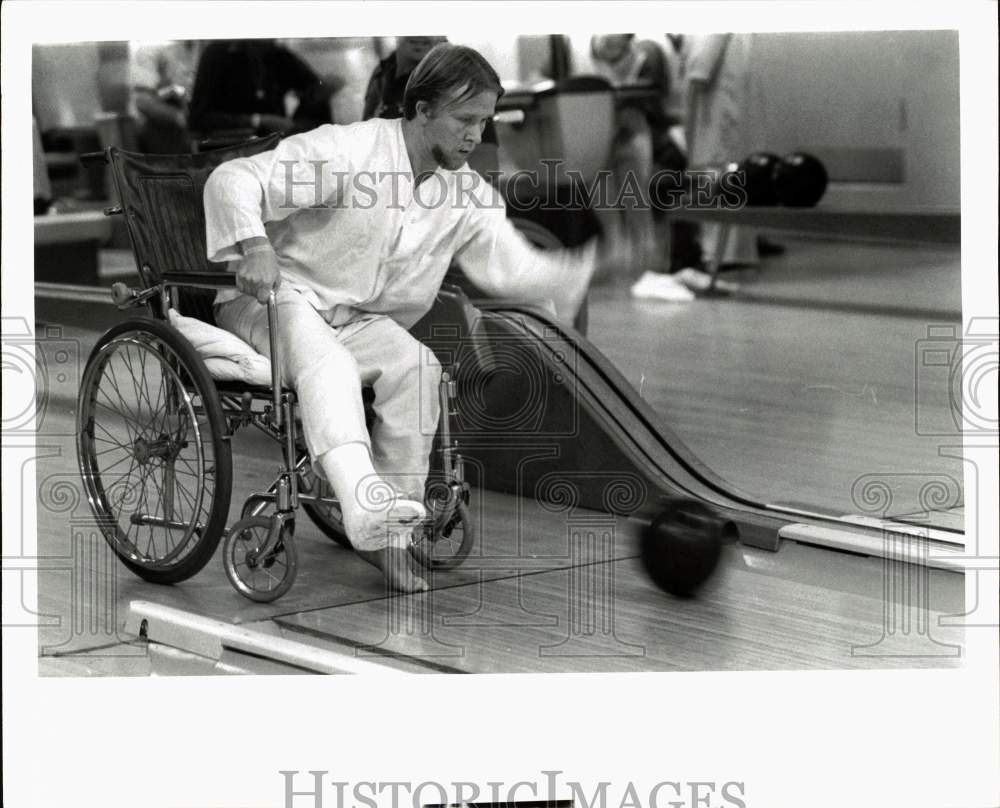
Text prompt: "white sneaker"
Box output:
[[630, 271, 696, 302], [674, 267, 739, 294]]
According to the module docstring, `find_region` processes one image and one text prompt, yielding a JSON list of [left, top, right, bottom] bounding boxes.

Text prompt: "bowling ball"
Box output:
[[640, 499, 728, 597], [737, 152, 781, 206], [773, 152, 829, 207]]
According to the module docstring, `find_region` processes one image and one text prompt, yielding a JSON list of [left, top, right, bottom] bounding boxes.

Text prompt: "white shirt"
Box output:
[[205, 118, 595, 328], [683, 34, 763, 167]]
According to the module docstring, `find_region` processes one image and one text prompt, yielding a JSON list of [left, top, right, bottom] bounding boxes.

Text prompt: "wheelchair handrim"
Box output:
[[77, 332, 209, 569]]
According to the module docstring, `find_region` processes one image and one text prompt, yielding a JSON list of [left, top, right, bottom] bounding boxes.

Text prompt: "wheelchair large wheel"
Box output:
[[76, 318, 233, 584]]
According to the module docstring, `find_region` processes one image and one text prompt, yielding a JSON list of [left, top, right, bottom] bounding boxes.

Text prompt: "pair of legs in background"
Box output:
[[601, 108, 759, 300], [215, 289, 441, 591]]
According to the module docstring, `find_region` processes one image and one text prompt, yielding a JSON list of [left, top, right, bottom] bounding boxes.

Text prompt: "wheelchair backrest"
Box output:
[[105, 134, 280, 323]]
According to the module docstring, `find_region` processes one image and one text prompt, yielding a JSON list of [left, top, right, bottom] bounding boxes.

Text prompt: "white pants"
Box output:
[[215, 290, 442, 500]]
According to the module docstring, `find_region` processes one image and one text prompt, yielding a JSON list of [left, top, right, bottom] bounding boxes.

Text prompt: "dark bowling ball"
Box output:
[[737, 152, 781, 206], [640, 499, 730, 597], [773, 152, 829, 207]]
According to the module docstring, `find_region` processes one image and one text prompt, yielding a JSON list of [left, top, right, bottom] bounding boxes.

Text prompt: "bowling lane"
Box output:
[[274, 541, 963, 673], [585, 238, 964, 527]]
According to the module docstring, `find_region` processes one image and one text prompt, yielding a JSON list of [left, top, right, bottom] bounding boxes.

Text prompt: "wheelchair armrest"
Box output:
[[162, 272, 237, 289]]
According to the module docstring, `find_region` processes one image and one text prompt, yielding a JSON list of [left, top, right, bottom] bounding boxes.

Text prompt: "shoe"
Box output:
[[630, 271, 695, 302], [674, 267, 739, 294]]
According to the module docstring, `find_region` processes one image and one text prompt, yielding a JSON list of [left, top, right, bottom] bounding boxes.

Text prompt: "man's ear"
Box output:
[[414, 99, 435, 121]]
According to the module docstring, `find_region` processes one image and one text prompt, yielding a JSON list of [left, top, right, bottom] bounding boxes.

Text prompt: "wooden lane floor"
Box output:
[[273, 533, 964, 673], [33, 400, 964, 674], [585, 237, 964, 530]]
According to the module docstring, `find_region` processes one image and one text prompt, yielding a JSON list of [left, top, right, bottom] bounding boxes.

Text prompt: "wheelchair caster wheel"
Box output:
[[223, 516, 298, 602], [409, 500, 475, 570]]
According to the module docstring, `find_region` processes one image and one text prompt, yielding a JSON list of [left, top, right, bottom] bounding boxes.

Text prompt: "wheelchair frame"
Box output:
[[75, 140, 475, 603]]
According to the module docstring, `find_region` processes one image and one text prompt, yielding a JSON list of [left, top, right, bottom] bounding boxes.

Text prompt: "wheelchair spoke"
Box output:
[[174, 474, 209, 517], [171, 472, 201, 521], [132, 462, 156, 560], [95, 389, 141, 446], [175, 453, 202, 478], [113, 452, 141, 502], [146, 460, 166, 515], [136, 341, 155, 414], [104, 359, 136, 425], [124, 341, 156, 420], [90, 447, 134, 475], [91, 416, 132, 447], [91, 440, 132, 458], [111, 348, 146, 433], [90, 449, 135, 477]]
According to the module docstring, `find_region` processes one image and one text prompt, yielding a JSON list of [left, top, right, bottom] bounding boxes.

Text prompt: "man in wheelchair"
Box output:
[[204, 44, 612, 593]]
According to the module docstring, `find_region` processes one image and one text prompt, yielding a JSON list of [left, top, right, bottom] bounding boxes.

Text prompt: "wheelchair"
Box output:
[[76, 136, 476, 603]]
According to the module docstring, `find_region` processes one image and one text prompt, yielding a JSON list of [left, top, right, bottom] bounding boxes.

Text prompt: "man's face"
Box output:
[[396, 37, 445, 73], [420, 88, 498, 171]]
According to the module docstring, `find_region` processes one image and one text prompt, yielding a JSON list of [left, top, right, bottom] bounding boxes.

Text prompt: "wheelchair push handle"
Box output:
[[80, 150, 109, 167], [109, 281, 160, 310], [110, 282, 133, 307], [77, 151, 122, 216]]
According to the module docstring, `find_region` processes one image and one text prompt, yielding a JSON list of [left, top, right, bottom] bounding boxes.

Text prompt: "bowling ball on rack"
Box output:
[[773, 152, 829, 207], [640, 498, 733, 597], [737, 152, 781, 206]]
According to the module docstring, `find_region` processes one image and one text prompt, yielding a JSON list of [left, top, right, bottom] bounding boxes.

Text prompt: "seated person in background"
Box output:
[[364, 36, 499, 177], [204, 44, 623, 593], [591, 33, 700, 301], [188, 39, 338, 139], [363, 36, 445, 120], [129, 40, 201, 153]]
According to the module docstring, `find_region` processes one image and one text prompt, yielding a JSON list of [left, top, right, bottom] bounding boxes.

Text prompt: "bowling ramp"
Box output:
[[438, 295, 966, 562]]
